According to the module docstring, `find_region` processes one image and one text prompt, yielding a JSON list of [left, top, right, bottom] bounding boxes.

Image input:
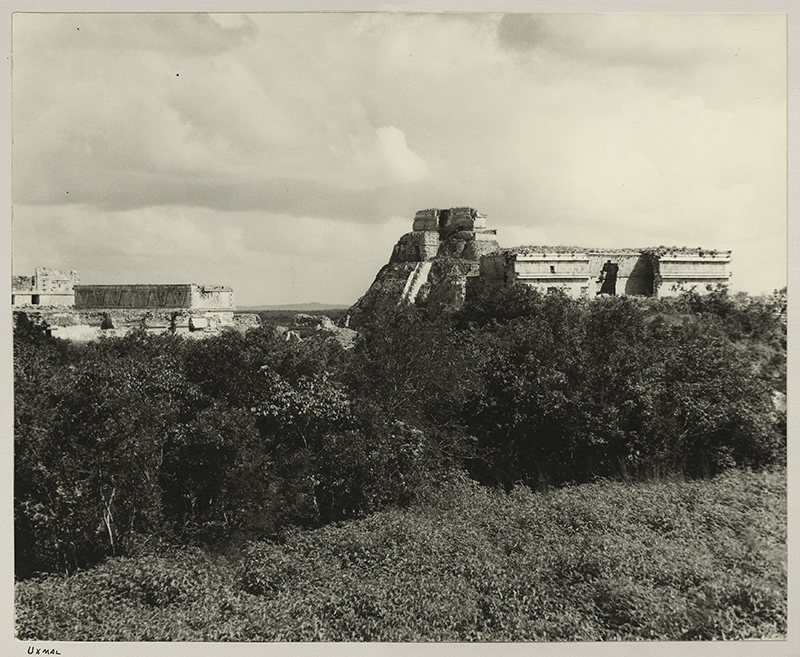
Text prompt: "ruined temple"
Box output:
[[74, 283, 234, 313], [347, 207, 732, 326], [12, 272, 242, 338], [481, 246, 732, 298], [12, 267, 80, 307], [72, 283, 237, 332], [346, 208, 501, 326]]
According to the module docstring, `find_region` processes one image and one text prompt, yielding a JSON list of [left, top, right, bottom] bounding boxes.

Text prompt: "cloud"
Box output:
[[496, 13, 784, 73], [13, 13, 257, 56], [12, 203, 410, 305], [13, 13, 436, 215], [495, 14, 555, 52], [372, 126, 431, 185], [11, 13, 787, 301]]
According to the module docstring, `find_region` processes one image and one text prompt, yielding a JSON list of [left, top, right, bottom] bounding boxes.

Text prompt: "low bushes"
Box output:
[[14, 326, 436, 576], [16, 467, 786, 641]]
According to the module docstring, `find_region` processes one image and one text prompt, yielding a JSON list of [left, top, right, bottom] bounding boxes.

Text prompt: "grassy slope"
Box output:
[[15, 468, 786, 642]]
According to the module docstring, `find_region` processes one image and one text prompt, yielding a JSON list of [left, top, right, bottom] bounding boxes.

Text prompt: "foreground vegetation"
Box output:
[[14, 285, 786, 640], [16, 467, 786, 641]]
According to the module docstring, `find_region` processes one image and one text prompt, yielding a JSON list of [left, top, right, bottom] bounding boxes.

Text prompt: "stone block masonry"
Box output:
[[12, 275, 239, 340], [12, 270, 238, 317], [12, 267, 80, 307], [483, 246, 730, 298], [74, 284, 235, 311], [347, 207, 733, 326], [656, 251, 732, 297], [71, 283, 236, 334], [347, 207, 500, 326]]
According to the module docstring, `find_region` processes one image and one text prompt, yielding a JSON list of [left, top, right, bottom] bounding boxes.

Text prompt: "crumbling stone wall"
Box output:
[[17, 280, 238, 342], [14, 307, 238, 341], [479, 246, 727, 299], [12, 267, 80, 307], [191, 285, 235, 310], [412, 207, 494, 240], [35, 267, 80, 294], [345, 262, 420, 326], [75, 284, 234, 310], [390, 231, 440, 263], [233, 314, 262, 330], [418, 259, 481, 312], [72, 283, 235, 331], [347, 207, 500, 327], [12, 276, 33, 293]]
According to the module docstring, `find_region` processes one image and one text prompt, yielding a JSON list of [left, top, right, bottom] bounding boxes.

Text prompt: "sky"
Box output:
[[11, 12, 787, 306]]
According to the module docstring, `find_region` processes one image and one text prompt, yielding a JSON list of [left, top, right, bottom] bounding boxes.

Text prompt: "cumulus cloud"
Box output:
[[13, 13, 436, 213], [14, 13, 257, 56], [372, 126, 431, 185], [11, 12, 787, 303], [12, 203, 409, 305]]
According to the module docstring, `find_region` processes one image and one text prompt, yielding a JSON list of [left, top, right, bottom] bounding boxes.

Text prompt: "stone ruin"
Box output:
[[12, 275, 260, 340], [13, 208, 734, 339], [346, 207, 732, 327], [346, 207, 502, 326], [392, 207, 500, 263], [12, 267, 80, 307], [481, 246, 732, 299], [276, 313, 358, 349], [72, 283, 238, 334]]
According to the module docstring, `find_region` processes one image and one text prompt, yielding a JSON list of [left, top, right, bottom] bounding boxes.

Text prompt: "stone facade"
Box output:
[[347, 207, 500, 326], [11, 270, 238, 317], [12, 272, 240, 339], [12, 267, 80, 307], [481, 247, 731, 298], [74, 283, 234, 311], [655, 251, 733, 297], [71, 283, 236, 331]]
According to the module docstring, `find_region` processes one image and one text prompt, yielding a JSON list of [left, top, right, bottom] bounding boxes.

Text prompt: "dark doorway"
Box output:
[[625, 256, 654, 296], [438, 209, 450, 230], [598, 261, 618, 295], [31, 295, 40, 305]]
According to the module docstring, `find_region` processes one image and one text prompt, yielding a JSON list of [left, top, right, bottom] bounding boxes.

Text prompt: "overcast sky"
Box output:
[[11, 12, 786, 306]]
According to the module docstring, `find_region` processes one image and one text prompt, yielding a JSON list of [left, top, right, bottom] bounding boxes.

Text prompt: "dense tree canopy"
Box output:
[[14, 286, 786, 576]]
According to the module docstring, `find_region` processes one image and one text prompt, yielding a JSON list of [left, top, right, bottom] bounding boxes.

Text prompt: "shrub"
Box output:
[[14, 286, 786, 578], [454, 288, 785, 488], [16, 468, 786, 641]]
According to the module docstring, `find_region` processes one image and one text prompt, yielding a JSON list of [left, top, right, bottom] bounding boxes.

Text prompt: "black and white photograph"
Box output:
[[8, 3, 792, 652]]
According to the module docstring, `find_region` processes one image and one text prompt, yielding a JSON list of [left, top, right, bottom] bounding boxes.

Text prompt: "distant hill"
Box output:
[[238, 302, 352, 312]]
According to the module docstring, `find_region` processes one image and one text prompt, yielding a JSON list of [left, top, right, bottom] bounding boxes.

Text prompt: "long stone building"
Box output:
[[347, 207, 732, 326], [12, 271, 241, 336], [74, 283, 234, 313], [73, 283, 236, 331], [480, 245, 732, 298], [12, 272, 236, 314]]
